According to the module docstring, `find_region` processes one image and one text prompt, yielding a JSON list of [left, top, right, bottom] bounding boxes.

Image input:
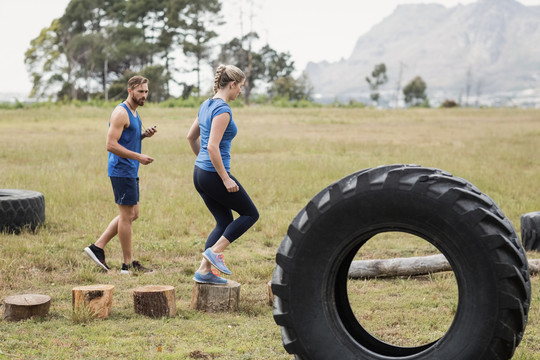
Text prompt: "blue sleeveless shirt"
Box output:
[[107, 103, 142, 178], [195, 98, 237, 172]]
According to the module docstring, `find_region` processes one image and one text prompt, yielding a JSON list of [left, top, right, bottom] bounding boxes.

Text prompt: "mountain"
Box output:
[[305, 0, 540, 106]]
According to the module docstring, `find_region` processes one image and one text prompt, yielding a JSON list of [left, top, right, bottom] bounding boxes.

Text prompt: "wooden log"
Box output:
[[190, 280, 240, 312], [2, 294, 51, 321], [349, 255, 540, 278], [133, 285, 176, 318], [348, 254, 451, 279], [267, 280, 273, 307], [529, 259, 540, 275], [72, 284, 114, 319]]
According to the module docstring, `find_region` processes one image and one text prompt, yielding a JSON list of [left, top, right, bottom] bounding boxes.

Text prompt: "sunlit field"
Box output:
[[0, 105, 539, 359]]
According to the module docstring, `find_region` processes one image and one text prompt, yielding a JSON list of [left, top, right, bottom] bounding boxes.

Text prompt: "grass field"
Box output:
[[0, 105, 539, 359]]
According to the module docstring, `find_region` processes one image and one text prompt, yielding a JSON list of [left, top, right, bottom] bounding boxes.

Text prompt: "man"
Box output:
[[84, 75, 157, 274]]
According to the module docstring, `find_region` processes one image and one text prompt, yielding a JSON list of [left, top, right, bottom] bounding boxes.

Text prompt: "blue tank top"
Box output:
[[107, 103, 142, 178], [195, 98, 237, 172]]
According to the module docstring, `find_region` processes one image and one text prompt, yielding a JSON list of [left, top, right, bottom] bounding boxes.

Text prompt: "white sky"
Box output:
[[1, 0, 540, 96]]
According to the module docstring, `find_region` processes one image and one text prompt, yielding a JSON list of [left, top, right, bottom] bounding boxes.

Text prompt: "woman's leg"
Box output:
[[193, 167, 259, 274]]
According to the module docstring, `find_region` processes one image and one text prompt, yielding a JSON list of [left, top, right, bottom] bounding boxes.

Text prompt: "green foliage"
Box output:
[[365, 63, 388, 104], [182, 0, 222, 97], [214, 34, 306, 105], [441, 99, 460, 108], [158, 96, 206, 108], [403, 76, 428, 107], [24, 0, 222, 102], [269, 73, 313, 102]]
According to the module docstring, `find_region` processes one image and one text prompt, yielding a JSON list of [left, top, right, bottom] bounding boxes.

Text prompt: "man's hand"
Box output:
[[138, 154, 154, 165], [142, 126, 157, 139]]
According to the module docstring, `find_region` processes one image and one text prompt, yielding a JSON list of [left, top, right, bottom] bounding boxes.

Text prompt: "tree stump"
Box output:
[[267, 280, 274, 306], [133, 285, 176, 318], [2, 294, 51, 321], [190, 280, 240, 312], [72, 284, 114, 319]]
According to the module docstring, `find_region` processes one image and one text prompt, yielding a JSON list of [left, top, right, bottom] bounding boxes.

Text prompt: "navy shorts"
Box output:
[[110, 177, 139, 205]]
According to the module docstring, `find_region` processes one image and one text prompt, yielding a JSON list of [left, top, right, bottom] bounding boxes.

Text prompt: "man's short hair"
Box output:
[[128, 75, 148, 90]]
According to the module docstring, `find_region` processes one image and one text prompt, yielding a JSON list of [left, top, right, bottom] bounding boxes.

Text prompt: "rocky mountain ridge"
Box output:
[[305, 0, 540, 106]]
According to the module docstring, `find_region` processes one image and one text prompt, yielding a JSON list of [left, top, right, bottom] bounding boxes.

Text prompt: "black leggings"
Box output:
[[193, 166, 259, 249]]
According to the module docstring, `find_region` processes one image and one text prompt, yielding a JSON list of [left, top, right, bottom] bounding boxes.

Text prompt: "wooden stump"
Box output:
[[72, 284, 114, 319], [267, 280, 274, 307], [190, 280, 240, 312], [2, 294, 51, 321], [133, 285, 176, 318]]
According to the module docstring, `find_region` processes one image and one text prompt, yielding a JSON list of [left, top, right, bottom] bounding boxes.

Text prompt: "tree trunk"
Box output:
[[103, 56, 108, 102], [133, 285, 176, 318], [2, 294, 51, 321], [190, 280, 240, 312], [349, 254, 452, 279], [529, 258, 540, 274], [348, 255, 540, 278], [72, 284, 114, 319]]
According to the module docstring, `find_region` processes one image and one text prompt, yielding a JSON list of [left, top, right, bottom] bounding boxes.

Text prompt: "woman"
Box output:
[[187, 64, 259, 285]]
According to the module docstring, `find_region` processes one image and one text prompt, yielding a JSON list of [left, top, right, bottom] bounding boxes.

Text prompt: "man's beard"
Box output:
[[133, 97, 145, 106]]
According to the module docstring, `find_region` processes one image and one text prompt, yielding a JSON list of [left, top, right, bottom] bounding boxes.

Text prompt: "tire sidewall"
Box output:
[[0, 189, 45, 233], [285, 188, 502, 359]]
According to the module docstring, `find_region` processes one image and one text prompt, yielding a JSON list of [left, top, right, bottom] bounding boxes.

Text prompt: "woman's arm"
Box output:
[[207, 112, 239, 192], [186, 117, 201, 155]]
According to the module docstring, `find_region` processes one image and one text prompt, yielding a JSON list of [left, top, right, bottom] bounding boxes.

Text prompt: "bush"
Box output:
[[441, 99, 459, 108]]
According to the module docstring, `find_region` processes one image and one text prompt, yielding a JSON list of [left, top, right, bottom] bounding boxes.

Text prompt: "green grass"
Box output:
[[1, 105, 540, 359]]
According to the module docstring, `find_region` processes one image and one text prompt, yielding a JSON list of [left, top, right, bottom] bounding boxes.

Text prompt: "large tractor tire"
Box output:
[[272, 164, 530, 360], [521, 211, 540, 251], [0, 189, 45, 233]]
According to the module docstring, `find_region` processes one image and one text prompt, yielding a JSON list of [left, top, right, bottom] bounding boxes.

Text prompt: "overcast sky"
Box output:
[[1, 0, 539, 96]]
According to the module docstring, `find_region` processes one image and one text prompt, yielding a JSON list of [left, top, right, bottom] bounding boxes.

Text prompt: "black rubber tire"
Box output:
[[521, 211, 540, 251], [272, 164, 530, 360], [0, 189, 45, 233]]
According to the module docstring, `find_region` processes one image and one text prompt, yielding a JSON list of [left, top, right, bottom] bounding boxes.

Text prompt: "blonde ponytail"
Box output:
[[213, 65, 246, 94]]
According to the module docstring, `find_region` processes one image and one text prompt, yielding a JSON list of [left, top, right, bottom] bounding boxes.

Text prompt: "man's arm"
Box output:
[[106, 107, 154, 165]]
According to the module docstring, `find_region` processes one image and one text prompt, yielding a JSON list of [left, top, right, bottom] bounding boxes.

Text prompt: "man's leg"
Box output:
[[95, 216, 119, 249], [85, 216, 118, 271], [117, 203, 139, 265]]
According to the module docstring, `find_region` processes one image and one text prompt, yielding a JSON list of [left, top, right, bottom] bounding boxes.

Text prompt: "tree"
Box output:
[[269, 73, 313, 102], [24, 0, 221, 102], [25, 19, 67, 100], [365, 63, 388, 105], [260, 45, 294, 82], [214, 37, 307, 104], [403, 76, 428, 107], [261, 45, 312, 101], [214, 32, 264, 105], [182, 0, 222, 97]]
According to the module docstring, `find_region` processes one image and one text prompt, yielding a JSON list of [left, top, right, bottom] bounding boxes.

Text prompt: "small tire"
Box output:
[[521, 211, 540, 251], [272, 164, 530, 360], [0, 189, 45, 233]]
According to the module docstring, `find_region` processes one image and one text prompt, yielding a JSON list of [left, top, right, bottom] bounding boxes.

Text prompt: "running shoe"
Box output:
[[193, 270, 227, 285], [120, 260, 154, 274], [84, 244, 110, 272], [202, 248, 231, 275]]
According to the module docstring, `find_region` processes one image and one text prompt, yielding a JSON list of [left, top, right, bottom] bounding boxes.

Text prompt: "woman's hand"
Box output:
[[223, 177, 239, 192]]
